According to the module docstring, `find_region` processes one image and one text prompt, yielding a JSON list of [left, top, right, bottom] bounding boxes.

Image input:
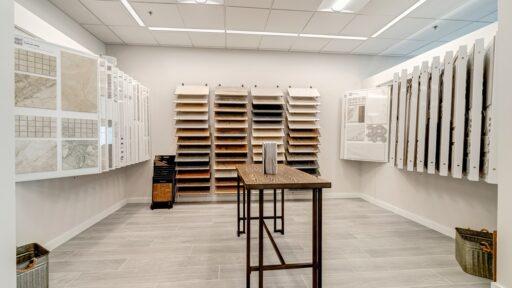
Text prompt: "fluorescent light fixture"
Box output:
[[300, 33, 367, 40], [226, 30, 298, 37], [331, 0, 351, 12], [372, 0, 427, 37], [318, 0, 369, 13], [120, 0, 145, 27], [149, 27, 225, 33]]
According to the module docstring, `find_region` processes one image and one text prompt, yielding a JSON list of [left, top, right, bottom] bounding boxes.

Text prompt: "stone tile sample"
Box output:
[[15, 115, 57, 138], [62, 118, 98, 138], [62, 140, 98, 170], [15, 140, 57, 174], [15, 48, 56, 77], [15, 73, 57, 109], [61, 51, 98, 113]]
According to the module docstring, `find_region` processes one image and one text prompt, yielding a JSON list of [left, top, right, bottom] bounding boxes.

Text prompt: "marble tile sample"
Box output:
[[15, 115, 57, 138], [62, 140, 98, 170], [15, 140, 57, 174], [15, 48, 56, 77], [62, 118, 98, 138], [15, 73, 57, 109], [61, 51, 98, 113]]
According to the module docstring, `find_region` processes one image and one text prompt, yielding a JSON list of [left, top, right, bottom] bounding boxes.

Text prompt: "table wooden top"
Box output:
[[236, 164, 331, 190]]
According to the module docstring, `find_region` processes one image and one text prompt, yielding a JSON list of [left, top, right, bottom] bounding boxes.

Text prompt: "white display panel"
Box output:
[[396, 69, 408, 169], [439, 51, 454, 176], [407, 66, 420, 171], [427, 56, 441, 174], [451, 45, 468, 179], [341, 87, 390, 162], [482, 36, 498, 184], [465, 39, 485, 181], [416, 61, 429, 173], [388, 73, 399, 166]]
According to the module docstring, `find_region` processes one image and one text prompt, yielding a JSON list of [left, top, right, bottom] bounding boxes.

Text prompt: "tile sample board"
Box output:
[[61, 51, 98, 113], [214, 87, 249, 194], [286, 88, 321, 175], [175, 85, 211, 195], [407, 66, 420, 172], [388, 73, 400, 166], [427, 56, 441, 174], [416, 62, 429, 173], [482, 37, 498, 184], [396, 69, 408, 169], [439, 51, 454, 176], [251, 87, 285, 163], [341, 87, 390, 162], [451, 45, 468, 179]]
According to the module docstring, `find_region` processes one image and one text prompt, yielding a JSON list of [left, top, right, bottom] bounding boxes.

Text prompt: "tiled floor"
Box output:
[[49, 199, 491, 288]]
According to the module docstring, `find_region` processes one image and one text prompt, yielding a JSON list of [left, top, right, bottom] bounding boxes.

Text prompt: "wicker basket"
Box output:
[[455, 228, 497, 281], [17, 243, 49, 288]]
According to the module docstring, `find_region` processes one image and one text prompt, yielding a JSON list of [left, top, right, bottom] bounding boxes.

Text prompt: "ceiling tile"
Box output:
[[226, 34, 261, 49], [302, 12, 355, 35], [408, 41, 446, 56], [407, 19, 472, 42], [351, 38, 397, 55], [380, 39, 428, 56], [272, 0, 322, 11], [81, 0, 138, 26], [339, 15, 393, 37], [290, 37, 329, 52], [359, 0, 419, 17], [50, 0, 101, 25], [109, 26, 158, 45], [259, 35, 296, 50], [129, 0, 177, 3], [82, 24, 123, 44], [226, 7, 269, 31], [439, 22, 492, 42], [188, 32, 226, 48], [151, 31, 192, 46], [407, 0, 469, 19], [177, 3, 224, 29], [132, 3, 184, 27], [377, 17, 434, 39], [480, 11, 497, 22], [265, 10, 313, 33], [441, 0, 497, 21], [225, 0, 273, 8], [321, 39, 363, 53]]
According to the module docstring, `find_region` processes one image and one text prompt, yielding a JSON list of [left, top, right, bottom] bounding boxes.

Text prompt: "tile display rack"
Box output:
[[285, 88, 321, 175], [250, 88, 285, 163], [174, 85, 211, 195], [213, 87, 249, 194]]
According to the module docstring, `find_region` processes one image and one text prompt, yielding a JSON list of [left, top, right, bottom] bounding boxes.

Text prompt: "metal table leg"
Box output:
[[318, 188, 322, 288], [246, 189, 251, 288], [312, 188, 318, 288], [259, 189, 264, 288], [273, 189, 277, 232], [281, 188, 285, 235], [237, 174, 241, 237], [243, 185, 246, 234]]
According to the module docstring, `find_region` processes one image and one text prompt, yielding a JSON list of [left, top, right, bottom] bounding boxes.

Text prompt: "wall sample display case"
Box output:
[[406, 66, 420, 172], [482, 36, 498, 184], [427, 56, 441, 174], [451, 45, 469, 179], [416, 61, 430, 173], [341, 87, 390, 162], [396, 69, 408, 169], [285, 88, 321, 175], [388, 73, 400, 166], [214, 87, 249, 194], [439, 51, 454, 176], [174, 85, 211, 195]]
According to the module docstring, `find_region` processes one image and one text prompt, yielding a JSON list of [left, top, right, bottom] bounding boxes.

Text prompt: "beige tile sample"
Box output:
[[15, 140, 57, 174], [61, 51, 98, 113], [62, 140, 98, 170], [15, 73, 57, 109]]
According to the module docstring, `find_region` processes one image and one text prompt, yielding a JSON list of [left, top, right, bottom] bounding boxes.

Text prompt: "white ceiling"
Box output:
[[49, 0, 497, 56]]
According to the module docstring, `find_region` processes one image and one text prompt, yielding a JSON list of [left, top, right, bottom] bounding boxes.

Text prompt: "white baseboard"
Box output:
[[44, 199, 127, 251], [492, 283, 507, 288], [127, 197, 151, 204], [360, 193, 455, 238]]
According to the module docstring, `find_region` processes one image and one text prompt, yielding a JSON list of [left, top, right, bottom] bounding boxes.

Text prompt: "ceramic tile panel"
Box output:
[[62, 118, 98, 138], [62, 140, 99, 170], [61, 51, 98, 113], [15, 73, 57, 109], [15, 140, 57, 174], [15, 115, 57, 138], [14, 48, 56, 77]]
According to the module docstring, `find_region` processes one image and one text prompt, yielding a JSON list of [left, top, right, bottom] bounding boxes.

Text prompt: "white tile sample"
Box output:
[[15, 140, 57, 174], [15, 73, 57, 109], [62, 140, 99, 170], [61, 51, 98, 113]]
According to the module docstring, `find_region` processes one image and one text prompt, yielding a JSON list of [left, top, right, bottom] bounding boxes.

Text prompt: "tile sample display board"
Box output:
[[214, 87, 249, 194], [285, 88, 321, 175], [341, 88, 390, 162], [174, 85, 211, 195]]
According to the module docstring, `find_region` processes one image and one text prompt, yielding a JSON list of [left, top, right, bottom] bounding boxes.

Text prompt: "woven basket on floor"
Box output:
[[455, 228, 497, 281]]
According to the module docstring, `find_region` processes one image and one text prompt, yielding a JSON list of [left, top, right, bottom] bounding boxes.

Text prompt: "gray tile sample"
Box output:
[[15, 140, 57, 174], [15, 73, 57, 109], [61, 51, 98, 113], [15, 48, 56, 77], [62, 140, 98, 170], [15, 115, 57, 138], [62, 118, 98, 138]]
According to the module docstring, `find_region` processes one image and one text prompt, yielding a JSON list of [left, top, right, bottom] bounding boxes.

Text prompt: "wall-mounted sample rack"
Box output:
[[213, 87, 249, 194], [174, 85, 211, 195], [286, 88, 321, 175], [250, 88, 285, 163]]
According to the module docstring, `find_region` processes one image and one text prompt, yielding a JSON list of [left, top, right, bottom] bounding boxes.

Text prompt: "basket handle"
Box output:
[[481, 229, 490, 233], [480, 242, 492, 253], [17, 258, 37, 273]]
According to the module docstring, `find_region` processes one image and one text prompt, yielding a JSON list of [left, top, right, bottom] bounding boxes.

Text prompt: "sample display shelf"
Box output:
[[286, 88, 321, 175], [250, 88, 285, 163], [174, 86, 211, 195], [213, 87, 249, 194]]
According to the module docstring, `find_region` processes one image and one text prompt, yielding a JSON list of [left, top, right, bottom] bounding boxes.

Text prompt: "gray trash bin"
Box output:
[[16, 243, 49, 288]]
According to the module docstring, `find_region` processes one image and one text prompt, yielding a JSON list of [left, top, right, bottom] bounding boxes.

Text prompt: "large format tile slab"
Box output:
[[62, 140, 98, 170], [15, 73, 56, 109], [15, 140, 57, 174], [61, 51, 98, 113]]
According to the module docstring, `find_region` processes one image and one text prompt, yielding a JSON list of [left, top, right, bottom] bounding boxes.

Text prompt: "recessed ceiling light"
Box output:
[[300, 34, 367, 40], [372, 0, 427, 38], [120, 0, 145, 27], [331, 0, 351, 12], [149, 27, 225, 33], [177, 0, 224, 4], [226, 30, 298, 37], [318, 0, 370, 13]]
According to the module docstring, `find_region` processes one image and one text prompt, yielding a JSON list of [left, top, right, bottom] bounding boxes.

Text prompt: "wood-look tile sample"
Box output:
[[61, 51, 98, 113], [15, 140, 57, 174], [176, 129, 210, 137], [15, 73, 57, 109], [177, 137, 211, 145], [62, 140, 98, 170]]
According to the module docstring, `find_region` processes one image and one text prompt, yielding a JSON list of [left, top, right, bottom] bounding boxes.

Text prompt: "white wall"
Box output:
[[359, 24, 499, 237], [496, 0, 512, 287], [107, 45, 406, 201], [1, 0, 16, 286]]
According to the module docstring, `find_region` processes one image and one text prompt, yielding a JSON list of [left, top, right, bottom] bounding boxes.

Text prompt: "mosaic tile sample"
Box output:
[[15, 73, 57, 109], [62, 118, 98, 138], [15, 48, 56, 77], [15, 140, 57, 174], [62, 140, 98, 170], [15, 115, 57, 138], [61, 51, 98, 113]]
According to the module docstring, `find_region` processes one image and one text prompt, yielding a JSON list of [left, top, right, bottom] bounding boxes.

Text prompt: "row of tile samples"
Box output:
[[174, 86, 211, 195], [14, 34, 150, 182], [389, 36, 497, 184]]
